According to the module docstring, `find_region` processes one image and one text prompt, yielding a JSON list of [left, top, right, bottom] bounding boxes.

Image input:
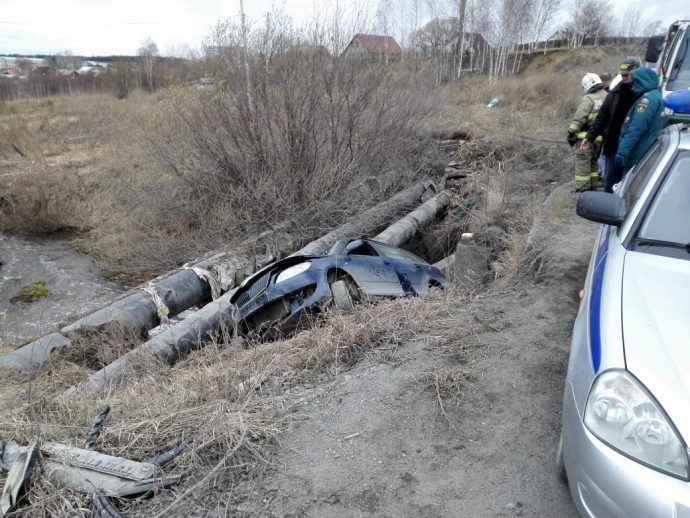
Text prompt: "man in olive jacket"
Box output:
[[615, 67, 664, 171]]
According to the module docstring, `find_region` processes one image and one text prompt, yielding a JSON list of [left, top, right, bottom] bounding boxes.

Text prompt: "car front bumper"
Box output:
[[562, 380, 690, 518]]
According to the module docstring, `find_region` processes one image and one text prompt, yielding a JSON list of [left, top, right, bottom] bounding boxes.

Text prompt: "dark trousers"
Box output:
[[604, 153, 624, 193]]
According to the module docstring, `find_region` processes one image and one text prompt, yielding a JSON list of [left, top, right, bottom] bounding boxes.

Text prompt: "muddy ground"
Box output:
[[156, 181, 595, 518]]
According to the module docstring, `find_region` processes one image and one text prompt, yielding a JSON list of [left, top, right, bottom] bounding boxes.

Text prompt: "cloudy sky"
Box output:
[[0, 0, 688, 56]]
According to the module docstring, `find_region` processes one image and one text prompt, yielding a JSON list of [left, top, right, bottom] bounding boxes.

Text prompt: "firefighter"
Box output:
[[568, 73, 607, 192]]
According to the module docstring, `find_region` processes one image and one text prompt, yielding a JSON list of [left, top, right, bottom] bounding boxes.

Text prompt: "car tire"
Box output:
[[426, 282, 444, 297], [556, 433, 567, 482], [330, 279, 357, 311]]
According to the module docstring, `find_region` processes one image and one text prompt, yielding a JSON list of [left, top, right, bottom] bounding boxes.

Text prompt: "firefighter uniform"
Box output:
[[569, 73, 607, 192]]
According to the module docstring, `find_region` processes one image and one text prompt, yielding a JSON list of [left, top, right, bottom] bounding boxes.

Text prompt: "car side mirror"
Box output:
[[645, 34, 664, 64], [576, 192, 626, 226]]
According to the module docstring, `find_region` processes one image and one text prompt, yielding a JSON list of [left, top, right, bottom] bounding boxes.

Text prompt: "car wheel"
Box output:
[[556, 433, 567, 482], [426, 282, 444, 297], [330, 278, 358, 311]]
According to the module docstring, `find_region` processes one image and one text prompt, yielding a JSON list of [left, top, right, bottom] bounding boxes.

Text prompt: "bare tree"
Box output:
[[566, 0, 611, 47], [530, 0, 562, 52], [643, 20, 664, 38], [111, 60, 132, 99], [138, 37, 159, 92], [375, 0, 393, 66], [619, 5, 644, 42]]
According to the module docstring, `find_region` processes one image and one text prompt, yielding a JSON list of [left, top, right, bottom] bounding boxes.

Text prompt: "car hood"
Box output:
[[622, 251, 690, 438], [229, 254, 319, 303]]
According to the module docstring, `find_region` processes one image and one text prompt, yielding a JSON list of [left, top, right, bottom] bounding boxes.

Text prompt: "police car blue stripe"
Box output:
[[589, 226, 611, 373]]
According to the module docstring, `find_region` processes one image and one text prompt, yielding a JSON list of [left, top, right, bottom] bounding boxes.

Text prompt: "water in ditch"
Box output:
[[0, 234, 123, 345]]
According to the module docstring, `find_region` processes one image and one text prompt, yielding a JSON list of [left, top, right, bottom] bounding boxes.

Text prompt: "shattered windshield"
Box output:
[[638, 153, 690, 244], [667, 32, 690, 91]]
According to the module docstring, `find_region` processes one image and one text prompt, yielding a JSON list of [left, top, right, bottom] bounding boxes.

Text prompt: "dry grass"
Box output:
[[435, 46, 637, 144], [0, 293, 454, 516]]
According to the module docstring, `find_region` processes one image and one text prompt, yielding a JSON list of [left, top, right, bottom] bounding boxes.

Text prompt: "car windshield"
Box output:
[[638, 152, 690, 244], [372, 242, 427, 264], [668, 32, 690, 91]]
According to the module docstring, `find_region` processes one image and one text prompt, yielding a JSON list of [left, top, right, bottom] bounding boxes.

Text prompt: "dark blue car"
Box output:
[[230, 237, 447, 338]]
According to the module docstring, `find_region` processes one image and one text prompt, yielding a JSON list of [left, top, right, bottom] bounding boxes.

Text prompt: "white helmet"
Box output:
[[581, 72, 602, 92]]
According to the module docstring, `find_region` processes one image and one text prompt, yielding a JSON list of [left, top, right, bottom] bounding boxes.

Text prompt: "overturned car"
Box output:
[[230, 238, 447, 338]]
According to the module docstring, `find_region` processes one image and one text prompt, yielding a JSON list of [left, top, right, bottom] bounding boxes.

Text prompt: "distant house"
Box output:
[[0, 68, 21, 79], [411, 18, 491, 71], [32, 66, 52, 76], [547, 30, 570, 42], [415, 19, 491, 55], [341, 34, 402, 60]]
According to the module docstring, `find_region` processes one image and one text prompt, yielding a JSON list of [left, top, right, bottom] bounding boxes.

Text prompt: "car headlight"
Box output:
[[584, 370, 688, 479], [275, 262, 311, 284]]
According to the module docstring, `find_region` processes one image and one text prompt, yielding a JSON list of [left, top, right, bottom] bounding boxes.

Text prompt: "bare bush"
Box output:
[[144, 18, 437, 249], [0, 170, 89, 234]]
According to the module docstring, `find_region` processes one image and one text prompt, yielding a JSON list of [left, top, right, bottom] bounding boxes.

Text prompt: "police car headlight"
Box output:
[[584, 370, 688, 479], [276, 262, 311, 284]]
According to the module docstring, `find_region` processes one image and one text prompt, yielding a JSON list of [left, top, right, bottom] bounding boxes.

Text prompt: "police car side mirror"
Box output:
[[645, 34, 664, 64], [576, 192, 626, 227]]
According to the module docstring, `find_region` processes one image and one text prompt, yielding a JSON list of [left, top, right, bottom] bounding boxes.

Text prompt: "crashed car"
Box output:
[[558, 123, 690, 516], [230, 237, 447, 337]]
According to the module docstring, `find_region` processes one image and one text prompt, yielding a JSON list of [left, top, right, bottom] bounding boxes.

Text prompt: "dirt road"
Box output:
[[175, 183, 595, 517]]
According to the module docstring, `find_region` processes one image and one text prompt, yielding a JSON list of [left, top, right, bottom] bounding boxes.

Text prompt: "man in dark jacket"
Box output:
[[615, 67, 664, 171], [581, 58, 640, 192]]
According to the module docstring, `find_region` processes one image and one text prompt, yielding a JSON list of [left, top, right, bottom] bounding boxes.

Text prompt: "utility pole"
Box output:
[[239, 0, 254, 115], [456, 0, 467, 78]]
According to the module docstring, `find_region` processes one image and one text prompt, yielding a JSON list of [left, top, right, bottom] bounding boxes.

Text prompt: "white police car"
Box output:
[[557, 121, 690, 517]]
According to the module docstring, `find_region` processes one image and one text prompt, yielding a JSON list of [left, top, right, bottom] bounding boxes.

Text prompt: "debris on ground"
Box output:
[[0, 407, 186, 516]]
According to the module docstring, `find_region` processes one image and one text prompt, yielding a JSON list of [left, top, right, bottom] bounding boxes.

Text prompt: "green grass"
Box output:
[[12, 281, 50, 302]]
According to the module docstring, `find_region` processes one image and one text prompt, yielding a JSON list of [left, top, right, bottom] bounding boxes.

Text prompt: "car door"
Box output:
[[338, 240, 405, 297], [370, 242, 430, 295]]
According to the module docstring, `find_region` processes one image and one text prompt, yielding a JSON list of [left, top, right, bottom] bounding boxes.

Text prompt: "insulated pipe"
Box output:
[[2, 181, 433, 376], [374, 190, 451, 247], [65, 291, 234, 396], [61, 269, 211, 336]]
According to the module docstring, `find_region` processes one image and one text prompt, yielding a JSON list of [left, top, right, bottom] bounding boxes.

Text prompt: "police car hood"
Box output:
[[622, 250, 690, 438]]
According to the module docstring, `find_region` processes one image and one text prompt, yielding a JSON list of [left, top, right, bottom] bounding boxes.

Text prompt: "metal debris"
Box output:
[[147, 435, 194, 468], [0, 440, 180, 498], [90, 490, 125, 518], [0, 438, 37, 517], [85, 406, 111, 451]]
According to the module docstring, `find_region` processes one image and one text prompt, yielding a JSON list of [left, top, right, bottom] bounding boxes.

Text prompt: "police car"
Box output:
[[557, 120, 690, 517]]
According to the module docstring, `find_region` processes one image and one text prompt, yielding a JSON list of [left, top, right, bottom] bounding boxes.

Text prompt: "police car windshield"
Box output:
[[638, 153, 690, 245], [668, 33, 690, 91]]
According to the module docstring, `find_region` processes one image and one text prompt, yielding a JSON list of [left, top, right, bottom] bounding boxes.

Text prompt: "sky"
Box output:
[[0, 0, 688, 57]]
